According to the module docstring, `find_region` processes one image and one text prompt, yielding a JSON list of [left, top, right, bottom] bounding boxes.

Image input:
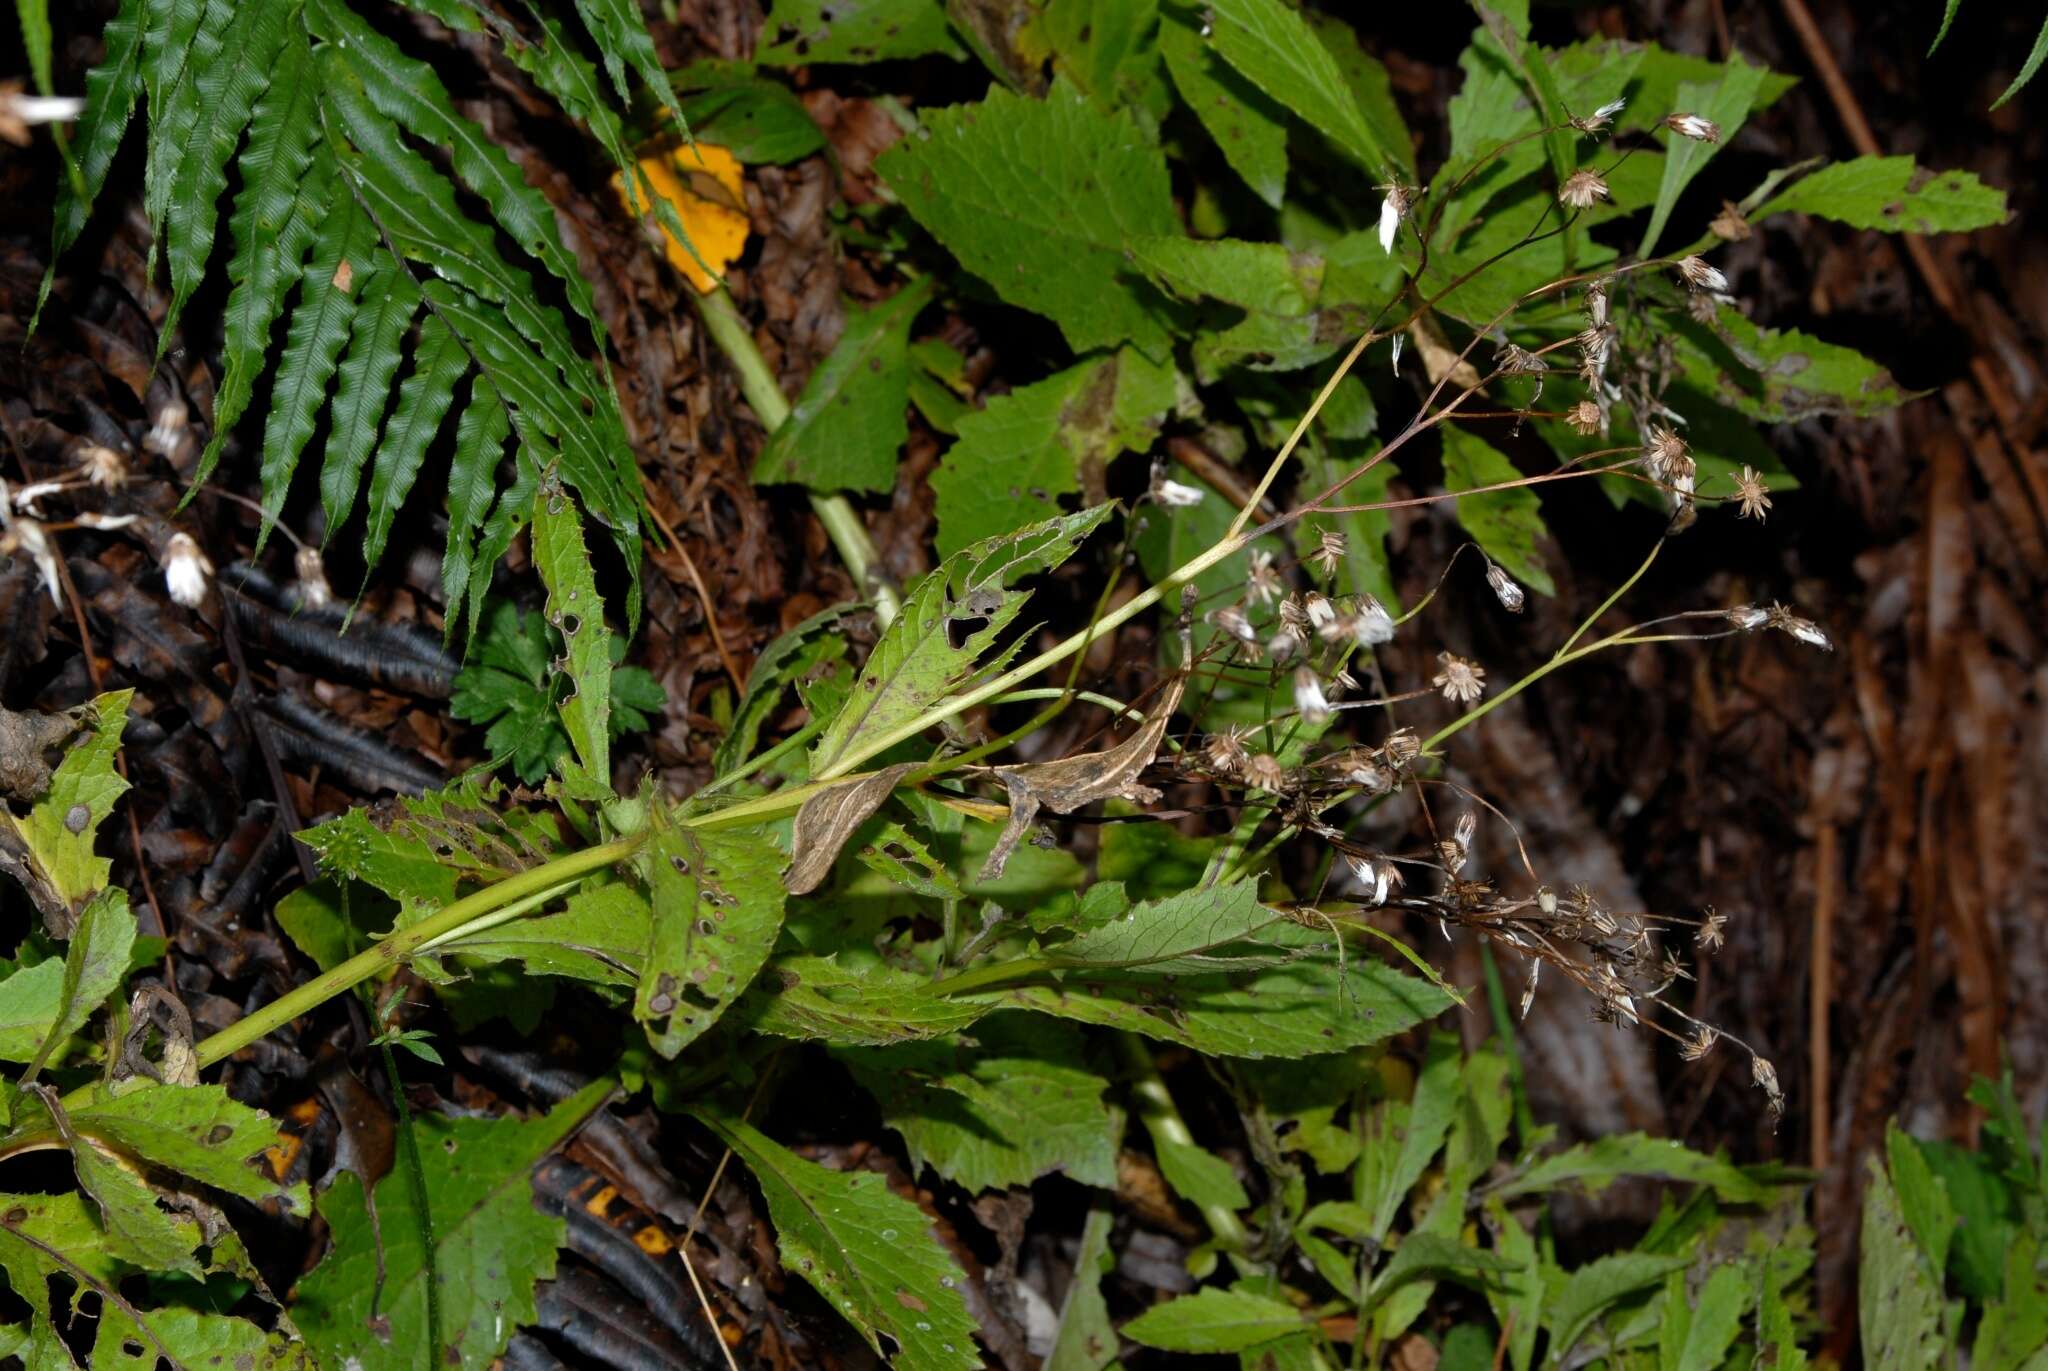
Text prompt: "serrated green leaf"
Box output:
[[854, 821, 966, 901], [933, 350, 1172, 556], [1201, 0, 1400, 178], [1753, 155, 2008, 234], [1973, 1230, 2048, 1371], [1130, 236, 1323, 315], [260, 188, 366, 528], [756, 0, 963, 65], [295, 1082, 609, 1371], [711, 604, 856, 777], [1859, 1154, 1953, 1370], [442, 878, 649, 988], [1993, 16, 2048, 108], [67, 1082, 300, 1211], [1365, 1031, 1462, 1241], [1639, 53, 1766, 259], [299, 775, 571, 935], [1915, 1137, 2016, 1301], [1886, 1124, 1958, 1280], [878, 80, 1175, 355], [696, 1103, 980, 1370], [1496, 1132, 1769, 1204], [532, 476, 613, 794], [738, 951, 992, 1044], [71, 1137, 202, 1276], [1307, 12, 1415, 181], [3, 691, 131, 924], [0, 1190, 126, 1364], [755, 280, 933, 493], [1122, 1287, 1304, 1354], [635, 819, 786, 1056], [1046, 878, 1278, 972], [1155, 1136, 1250, 1211], [0, 961, 64, 1062], [836, 1015, 1119, 1190], [21, 888, 134, 1076], [92, 1307, 301, 1371], [1663, 1263, 1747, 1371], [809, 505, 1114, 780], [1545, 1252, 1691, 1364], [1159, 11, 1288, 209], [1674, 307, 1907, 421], [1440, 426, 1555, 596], [980, 921, 1455, 1059]]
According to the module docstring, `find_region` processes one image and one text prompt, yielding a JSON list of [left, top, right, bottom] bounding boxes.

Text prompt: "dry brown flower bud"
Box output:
[[76, 444, 127, 489], [1664, 112, 1721, 142], [1697, 907, 1729, 952], [1678, 255, 1730, 294], [1710, 200, 1752, 241], [1680, 1026, 1719, 1061], [1310, 528, 1346, 576], [1381, 729, 1422, 769], [1242, 753, 1287, 791], [1432, 652, 1486, 705], [1486, 562, 1525, 613], [1565, 399, 1603, 435], [1733, 465, 1772, 521], [1204, 726, 1249, 775], [1247, 550, 1282, 606], [1558, 168, 1610, 209]]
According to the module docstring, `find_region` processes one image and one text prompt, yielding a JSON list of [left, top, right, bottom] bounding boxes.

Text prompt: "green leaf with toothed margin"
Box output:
[[634, 817, 785, 1058], [1440, 426, 1556, 597]]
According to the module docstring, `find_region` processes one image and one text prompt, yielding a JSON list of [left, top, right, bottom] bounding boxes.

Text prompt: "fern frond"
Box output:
[[319, 267, 420, 534], [36, 0, 144, 325], [442, 378, 513, 633], [159, 0, 292, 346], [259, 192, 367, 529], [141, 0, 223, 287], [365, 316, 468, 570], [569, 0, 675, 114], [200, 25, 328, 486]]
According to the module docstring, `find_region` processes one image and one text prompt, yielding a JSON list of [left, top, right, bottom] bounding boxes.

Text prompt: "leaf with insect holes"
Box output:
[[63, 1083, 306, 1213], [294, 1082, 608, 1371], [931, 349, 1173, 557], [1752, 155, 2008, 235], [854, 820, 966, 901], [878, 80, 1175, 356], [738, 950, 993, 1045], [755, 0, 963, 65], [808, 505, 1115, 781], [1122, 1287, 1306, 1354], [694, 1103, 980, 1370], [438, 879, 651, 989], [298, 774, 573, 942], [531, 474, 613, 797], [1859, 1154, 1954, 1371], [0, 691, 131, 932], [755, 280, 933, 494], [635, 816, 786, 1057], [1440, 426, 1556, 597], [835, 1016, 1120, 1191], [0, 1190, 127, 1362]]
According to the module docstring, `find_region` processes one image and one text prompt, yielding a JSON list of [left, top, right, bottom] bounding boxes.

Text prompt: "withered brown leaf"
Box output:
[[783, 763, 918, 895]]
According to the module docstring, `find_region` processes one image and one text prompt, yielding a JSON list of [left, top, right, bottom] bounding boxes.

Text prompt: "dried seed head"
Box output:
[[1697, 907, 1729, 952], [161, 532, 213, 608], [1664, 111, 1721, 142], [1558, 168, 1610, 209], [1486, 562, 1525, 613], [1680, 1025, 1720, 1061], [1535, 886, 1558, 916], [1570, 96, 1627, 135], [1246, 549, 1283, 606], [1751, 1054, 1784, 1116], [1686, 289, 1727, 325], [1303, 591, 1336, 631], [76, 444, 127, 490], [1643, 426, 1693, 485], [1725, 605, 1769, 631], [1210, 605, 1258, 645], [1204, 726, 1249, 775], [1352, 594, 1396, 647], [1710, 200, 1752, 241], [1242, 753, 1287, 791], [1267, 626, 1304, 663], [1338, 752, 1392, 795], [145, 401, 189, 459], [1565, 399, 1603, 436], [1432, 652, 1486, 705], [1764, 603, 1833, 651], [294, 546, 335, 611], [1576, 325, 1612, 384], [1155, 477, 1206, 508], [0, 513, 61, 607], [1310, 528, 1346, 576], [1292, 668, 1333, 725], [1380, 729, 1422, 769], [1390, 330, 1405, 374], [11, 481, 66, 514], [1377, 183, 1412, 253], [1678, 255, 1730, 293], [1278, 595, 1310, 635], [1585, 278, 1610, 328], [1733, 465, 1772, 521], [1453, 811, 1477, 850], [1348, 853, 1401, 906], [1518, 958, 1541, 1018]]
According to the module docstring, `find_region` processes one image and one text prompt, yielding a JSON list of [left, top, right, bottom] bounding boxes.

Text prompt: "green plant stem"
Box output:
[[185, 837, 642, 1075], [1114, 1031, 1255, 1257], [695, 285, 901, 627]]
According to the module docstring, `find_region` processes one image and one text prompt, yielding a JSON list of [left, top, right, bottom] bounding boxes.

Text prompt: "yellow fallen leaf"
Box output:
[[614, 141, 749, 293]]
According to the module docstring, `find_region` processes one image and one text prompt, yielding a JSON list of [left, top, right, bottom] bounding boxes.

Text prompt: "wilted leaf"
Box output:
[[294, 1082, 609, 1371], [696, 1103, 980, 1369], [786, 764, 917, 895]]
